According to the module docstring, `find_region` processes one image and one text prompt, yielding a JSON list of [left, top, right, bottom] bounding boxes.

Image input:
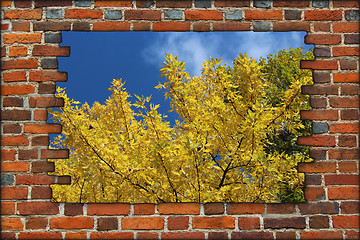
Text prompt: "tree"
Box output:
[[49, 47, 313, 203]]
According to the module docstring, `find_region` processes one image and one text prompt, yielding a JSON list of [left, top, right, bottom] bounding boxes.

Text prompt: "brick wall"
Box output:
[[1, 0, 359, 239]]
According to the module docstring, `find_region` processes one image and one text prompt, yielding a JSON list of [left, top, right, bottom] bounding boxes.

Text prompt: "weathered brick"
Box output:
[[314, 22, 330, 32], [273, 1, 308, 7], [64, 204, 83, 216], [276, 231, 296, 240], [136, 0, 155, 8], [237, 217, 260, 229], [225, 10, 243, 20], [34, 109, 48, 121], [164, 10, 183, 20], [309, 216, 329, 228], [285, 10, 302, 20], [34, 21, 71, 31], [329, 149, 359, 160], [45, 33, 62, 43], [90, 232, 134, 239], [253, 22, 270, 31], [41, 58, 58, 69], [273, 22, 309, 31], [314, 47, 331, 57], [133, 22, 151, 31], [15, 0, 32, 7], [264, 217, 306, 229], [227, 203, 265, 214], [305, 174, 322, 185], [345, 10, 359, 21], [232, 231, 274, 239], [16, 175, 56, 185], [302, 85, 338, 95], [31, 161, 55, 173], [267, 203, 296, 214], [92, 22, 130, 31], [341, 201, 360, 214], [254, 0, 271, 8], [94, 1, 132, 7], [245, 9, 282, 20], [18, 149, 38, 160], [340, 59, 358, 70], [26, 217, 48, 230], [12, 22, 30, 31], [75, 0, 92, 7], [333, 1, 360, 8], [333, 215, 359, 229], [31, 186, 52, 199], [105, 10, 123, 20], [195, 0, 211, 8], [35, 0, 72, 7], [73, 22, 91, 31], [29, 96, 64, 108], [215, 0, 250, 7], [193, 22, 211, 32], [50, 217, 94, 229], [2, 161, 29, 172], [137, 232, 158, 239], [1, 150, 16, 161], [341, 109, 359, 120], [2, 59, 38, 70], [3, 123, 22, 133], [18, 232, 63, 239], [312, 122, 329, 133], [312, 0, 329, 8], [298, 202, 339, 214], [204, 203, 224, 215], [1, 174, 15, 186], [9, 46, 27, 57], [122, 217, 164, 230], [41, 149, 68, 159], [329, 97, 359, 108], [325, 174, 359, 185], [338, 135, 357, 147], [162, 232, 205, 239], [46, 9, 63, 19], [304, 187, 325, 201]]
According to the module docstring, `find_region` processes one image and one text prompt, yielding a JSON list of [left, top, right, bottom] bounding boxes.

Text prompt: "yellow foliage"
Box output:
[[50, 48, 313, 203]]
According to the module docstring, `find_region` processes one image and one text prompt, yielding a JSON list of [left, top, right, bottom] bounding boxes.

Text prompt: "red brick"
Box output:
[[157, 0, 192, 8], [238, 217, 260, 229], [29, 97, 64, 108], [309, 215, 329, 228], [3, 71, 27, 82], [300, 110, 338, 120], [2, 161, 29, 172], [341, 109, 358, 119], [339, 161, 358, 173], [158, 203, 200, 214], [1, 150, 16, 161], [213, 22, 251, 31], [65, 232, 87, 239], [3, 33, 41, 44], [87, 203, 130, 215], [1, 23, 9, 30], [92, 22, 130, 31], [215, 0, 250, 7], [328, 187, 359, 200], [153, 22, 190, 31], [50, 217, 94, 229], [3, 97, 23, 107], [204, 203, 224, 215], [298, 136, 336, 147], [333, 22, 359, 33], [29, 71, 67, 82], [1, 0, 12, 7], [334, 73, 359, 83], [1, 202, 15, 215], [301, 230, 343, 239], [232, 231, 274, 239], [341, 201, 359, 214], [162, 232, 205, 240], [227, 203, 265, 214], [16, 175, 56, 185], [64, 203, 83, 216], [41, 149, 68, 159], [333, 47, 359, 56], [273, 1, 308, 7], [1, 136, 29, 146], [1, 186, 28, 200], [94, 1, 132, 7], [12, 22, 31, 31], [193, 216, 235, 229], [32, 136, 50, 146], [333, 215, 359, 229], [298, 161, 336, 173], [125, 10, 161, 20], [1, 47, 6, 57], [122, 217, 164, 230], [26, 217, 48, 229], [34, 110, 47, 121], [302, 85, 338, 95], [2, 85, 35, 96], [305, 34, 341, 45], [313, 72, 330, 83], [2, 59, 38, 70], [341, 84, 359, 95], [33, 21, 71, 31], [300, 60, 338, 70], [3, 123, 22, 133], [276, 231, 296, 239], [38, 83, 56, 94], [133, 22, 151, 31], [208, 232, 228, 239], [299, 202, 339, 214], [329, 97, 359, 108], [245, 10, 282, 20], [73, 22, 91, 31], [137, 232, 158, 239], [9, 47, 27, 57], [325, 174, 359, 185], [90, 232, 134, 239], [65, 9, 103, 19], [18, 232, 62, 239], [346, 231, 360, 239], [194, 22, 211, 32], [329, 149, 359, 160], [2, 110, 31, 121], [333, 1, 359, 7], [24, 124, 62, 134], [31, 186, 52, 199], [31, 161, 55, 173], [264, 217, 305, 229], [266, 203, 296, 214], [330, 123, 359, 133], [310, 97, 327, 108], [1, 218, 23, 231], [4, 9, 42, 20], [304, 187, 325, 201], [134, 204, 155, 215], [314, 22, 330, 32], [273, 22, 310, 31], [33, 46, 70, 57], [35, 0, 72, 7], [168, 216, 189, 230], [97, 217, 118, 231], [185, 10, 223, 20], [15, 0, 32, 8], [305, 10, 342, 20]]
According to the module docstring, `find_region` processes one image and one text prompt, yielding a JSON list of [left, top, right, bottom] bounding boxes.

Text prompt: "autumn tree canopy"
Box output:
[[50, 47, 313, 203]]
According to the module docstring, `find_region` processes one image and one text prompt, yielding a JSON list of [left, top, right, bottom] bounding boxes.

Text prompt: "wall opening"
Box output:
[[49, 31, 314, 204]]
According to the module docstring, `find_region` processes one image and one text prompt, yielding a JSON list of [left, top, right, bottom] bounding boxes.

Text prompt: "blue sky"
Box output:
[[58, 31, 312, 123]]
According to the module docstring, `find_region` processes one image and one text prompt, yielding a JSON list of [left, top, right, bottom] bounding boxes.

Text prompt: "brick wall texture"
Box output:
[[1, 0, 359, 239]]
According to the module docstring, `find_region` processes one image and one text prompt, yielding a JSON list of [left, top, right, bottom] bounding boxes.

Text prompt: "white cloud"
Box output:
[[142, 31, 310, 76]]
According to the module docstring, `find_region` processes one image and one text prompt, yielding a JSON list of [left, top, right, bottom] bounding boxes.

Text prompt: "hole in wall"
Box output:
[[49, 31, 314, 203]]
